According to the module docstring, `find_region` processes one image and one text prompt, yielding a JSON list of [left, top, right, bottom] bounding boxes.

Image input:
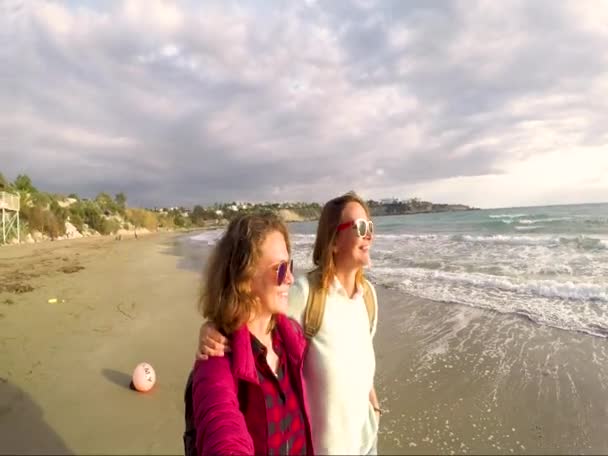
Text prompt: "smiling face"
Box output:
[[333, 201, 373, 270], [250, 230, 294, 317]]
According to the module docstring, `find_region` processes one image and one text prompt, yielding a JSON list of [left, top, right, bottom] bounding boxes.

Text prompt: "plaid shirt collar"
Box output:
[[250, 329, 283, 360]]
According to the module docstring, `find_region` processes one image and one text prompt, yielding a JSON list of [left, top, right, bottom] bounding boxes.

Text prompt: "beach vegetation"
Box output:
[[13, 174, 37, 193], [0, 172, 9, 190]]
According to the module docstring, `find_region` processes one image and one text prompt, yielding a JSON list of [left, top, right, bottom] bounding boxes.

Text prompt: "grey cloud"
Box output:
[[1, 0, 606, 207]]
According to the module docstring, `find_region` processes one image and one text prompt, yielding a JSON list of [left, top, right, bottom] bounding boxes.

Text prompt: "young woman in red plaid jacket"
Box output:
[[190, 213, 313, 455]]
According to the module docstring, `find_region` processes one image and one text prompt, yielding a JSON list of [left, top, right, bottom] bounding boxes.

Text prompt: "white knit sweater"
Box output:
[[288, 274, 379, 455]]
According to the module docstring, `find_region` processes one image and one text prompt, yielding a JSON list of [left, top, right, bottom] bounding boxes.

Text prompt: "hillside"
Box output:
[[368, 199, 477, 216], [0, 174, 190, 245], [0, 173, 476, 245]]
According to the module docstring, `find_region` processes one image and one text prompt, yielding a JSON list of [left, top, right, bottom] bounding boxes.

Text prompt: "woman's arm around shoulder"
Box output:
[[192, 358, 254, 456]]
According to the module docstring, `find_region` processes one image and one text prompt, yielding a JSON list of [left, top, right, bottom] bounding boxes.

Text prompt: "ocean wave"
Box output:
[[367, 265, 608, 335], [292, 234, 315, 240], [189, 229, 224, 245], [582, 217, 608, 226], [370, 266, 608, 338], [375, 233, 440, 241], [373, 232, 608, 250], [372, 267, 608, 303], [518, 217, 572, 225], [453, 234, 607, 250], [488, 213, 528, 219], [515, 225, 543, 231], [291, 234, 316, 246]]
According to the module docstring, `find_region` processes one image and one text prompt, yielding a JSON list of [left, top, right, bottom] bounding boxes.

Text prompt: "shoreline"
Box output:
[[0, 226, 209, 248]]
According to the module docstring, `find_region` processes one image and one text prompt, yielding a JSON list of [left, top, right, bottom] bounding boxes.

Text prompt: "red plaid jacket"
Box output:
[[192, 314, 313, 455]]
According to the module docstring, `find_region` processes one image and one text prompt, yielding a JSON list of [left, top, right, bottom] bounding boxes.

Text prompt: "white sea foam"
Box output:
[[453, 234, 607, 249], [367, 266, 608, 337], [292, 234, 316, 245], [375, 233, 440, 240], [396, 268, 608, 302], [189, 229, 224, 245], [515, 225, 543, 231], [518, 217, 571, 225], [488, 213, 528, 219]]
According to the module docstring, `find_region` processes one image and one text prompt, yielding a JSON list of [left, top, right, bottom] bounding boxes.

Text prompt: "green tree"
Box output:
[[173, 213, 186, 227], [0, 172, 8, 190], [95, 192, 118, 214], [14, 174, 37, 193], [115, 192, 127, 209], [190, 205, 206, 224], [49, 199, 68, 224]]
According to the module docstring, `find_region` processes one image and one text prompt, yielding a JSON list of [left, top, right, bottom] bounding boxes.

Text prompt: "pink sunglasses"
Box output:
[[275, 259, 294, 285]]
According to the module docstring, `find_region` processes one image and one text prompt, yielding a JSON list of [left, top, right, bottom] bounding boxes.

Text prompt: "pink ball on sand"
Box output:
[[132, 362, 156, 392]]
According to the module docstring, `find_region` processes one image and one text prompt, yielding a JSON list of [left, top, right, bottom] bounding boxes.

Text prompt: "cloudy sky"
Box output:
[[2, 0, 607, 208]]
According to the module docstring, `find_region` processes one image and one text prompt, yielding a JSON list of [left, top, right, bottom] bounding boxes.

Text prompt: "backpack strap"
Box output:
[[362, 280, 376, 333], [303, 270, 327, 340], [304, 271, 377, 338]]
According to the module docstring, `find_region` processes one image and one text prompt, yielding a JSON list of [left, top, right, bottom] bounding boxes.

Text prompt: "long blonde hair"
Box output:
[[199, 212, 291, 335], [312, 191, 371, 289]]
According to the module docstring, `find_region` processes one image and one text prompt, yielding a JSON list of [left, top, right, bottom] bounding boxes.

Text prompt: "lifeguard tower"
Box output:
[[0, 191, 20, 244]]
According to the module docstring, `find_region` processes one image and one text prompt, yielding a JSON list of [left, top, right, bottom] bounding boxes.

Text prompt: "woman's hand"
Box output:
[[196, 322, 231, 360]]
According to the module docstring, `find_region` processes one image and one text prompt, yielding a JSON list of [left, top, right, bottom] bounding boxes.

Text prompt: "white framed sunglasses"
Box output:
[[336, 218, 374, 237]]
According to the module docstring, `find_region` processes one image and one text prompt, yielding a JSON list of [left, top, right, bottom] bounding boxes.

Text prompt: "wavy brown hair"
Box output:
[[312, 191, 371, 289], [199, 212, 291, 335]]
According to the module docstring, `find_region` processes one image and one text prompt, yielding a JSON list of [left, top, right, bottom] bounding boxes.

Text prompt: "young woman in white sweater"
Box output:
[[197, 192, 381, 455]]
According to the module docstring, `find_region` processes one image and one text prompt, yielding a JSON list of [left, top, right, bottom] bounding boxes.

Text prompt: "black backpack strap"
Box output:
[[183, 370, 197, 456]]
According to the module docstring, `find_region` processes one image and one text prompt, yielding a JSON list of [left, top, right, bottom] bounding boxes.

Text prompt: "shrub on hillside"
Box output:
[[173, 213, 190, 228], [95, 192, 120, 215], [31, 192, 51, 208], [69, 213, 85, 232], [0, 172, 8, 190], [49, 199, 68, 224], [158, 213, 176, 229], [21, 205, 66, 239], [102, 218, 121, 235], [82, 203, 105, 233], [126, 208, 159, 231]]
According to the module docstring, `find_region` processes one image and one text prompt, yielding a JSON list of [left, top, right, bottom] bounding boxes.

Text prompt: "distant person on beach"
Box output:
[[186, 213, 313, 455], [197, 192, 380, 455]]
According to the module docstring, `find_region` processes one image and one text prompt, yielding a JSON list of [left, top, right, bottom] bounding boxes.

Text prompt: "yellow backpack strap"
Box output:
[[362, 279, 376, 333], [303, 271, 328, 340]]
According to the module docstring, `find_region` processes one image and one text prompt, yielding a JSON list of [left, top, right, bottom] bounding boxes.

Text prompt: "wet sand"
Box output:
[[2, 233, 607, 454], [374, 287, 608, 455]]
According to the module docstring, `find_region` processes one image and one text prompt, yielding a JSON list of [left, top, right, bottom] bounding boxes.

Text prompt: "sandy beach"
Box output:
[[2, 233, 608, 455], [0, 233, 203, 455]]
